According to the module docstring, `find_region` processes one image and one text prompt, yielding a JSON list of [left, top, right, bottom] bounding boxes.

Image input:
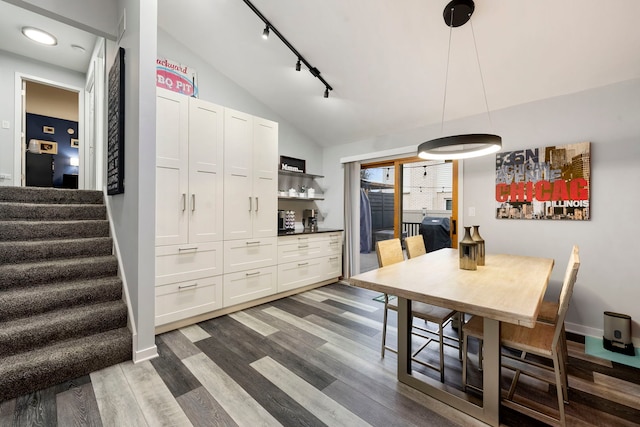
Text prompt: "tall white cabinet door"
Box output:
[[223, 108, 253, 240], [252, 117, 278, 238], [188, 98, 224, 243], [156, 88, 189, 246]]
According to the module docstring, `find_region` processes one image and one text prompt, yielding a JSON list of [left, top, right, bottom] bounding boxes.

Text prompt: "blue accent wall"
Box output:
[[26, 113, 79, 187]]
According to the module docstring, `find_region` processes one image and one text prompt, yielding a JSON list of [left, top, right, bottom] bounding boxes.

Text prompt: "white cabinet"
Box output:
[[223, 266, 277, 307], [156, 276, 223, 326], [156, 88, 224, 246], [224, 238, 278, 274], [224, 108, 278, 240], [277, 232, 343, 292]]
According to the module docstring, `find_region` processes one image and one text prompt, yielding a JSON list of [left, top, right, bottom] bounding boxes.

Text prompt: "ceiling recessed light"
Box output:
[[71, 44, 86, 53], [21, 26, 57, 46]]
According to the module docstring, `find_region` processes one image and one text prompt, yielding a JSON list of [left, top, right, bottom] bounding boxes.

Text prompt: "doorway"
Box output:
[[358, 158, 458, 273], [22, 80, 81, 188]]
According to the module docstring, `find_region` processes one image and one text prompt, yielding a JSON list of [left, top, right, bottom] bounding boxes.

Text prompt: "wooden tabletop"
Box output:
[[349, 248, 554, 328]]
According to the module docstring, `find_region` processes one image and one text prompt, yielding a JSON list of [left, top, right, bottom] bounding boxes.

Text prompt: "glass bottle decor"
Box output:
[[459, 226, 478, 270], [472, 225, 485, 266]]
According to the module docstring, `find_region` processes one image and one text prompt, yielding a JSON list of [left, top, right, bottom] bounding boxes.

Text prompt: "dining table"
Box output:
[[348, 248, 554, 426]]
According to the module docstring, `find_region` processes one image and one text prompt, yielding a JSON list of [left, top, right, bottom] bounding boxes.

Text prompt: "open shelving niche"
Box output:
[[277, 170, 325, 201]]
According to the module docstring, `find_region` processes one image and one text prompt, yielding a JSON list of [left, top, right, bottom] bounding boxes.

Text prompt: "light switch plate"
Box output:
[[1, 120, 9, 129]]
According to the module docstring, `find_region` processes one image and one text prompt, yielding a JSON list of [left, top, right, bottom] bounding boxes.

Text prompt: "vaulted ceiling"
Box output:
[[3, 0, 640, 148]]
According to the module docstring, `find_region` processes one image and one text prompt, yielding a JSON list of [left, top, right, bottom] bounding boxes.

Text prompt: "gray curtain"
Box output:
[[343, 162, 360, 278]]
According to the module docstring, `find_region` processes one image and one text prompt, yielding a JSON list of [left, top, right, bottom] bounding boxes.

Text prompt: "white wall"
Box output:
[[3, 0, 118, 39], [0, 50, 85, 186], [157, 29, 324, 175], [323, 78, 640, 342], [105, 0, 158, 361]]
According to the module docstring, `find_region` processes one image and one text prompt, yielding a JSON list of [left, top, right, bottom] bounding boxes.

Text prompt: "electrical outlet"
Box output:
[[1, 120, 9, 129], [468, 207, 476, 217]]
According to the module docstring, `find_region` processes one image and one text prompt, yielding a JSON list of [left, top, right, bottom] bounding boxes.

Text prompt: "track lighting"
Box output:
[[243, 0, 334, 98], [423, 166, 427, 177]]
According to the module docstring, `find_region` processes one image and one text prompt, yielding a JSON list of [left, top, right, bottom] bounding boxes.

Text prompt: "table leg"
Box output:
[[482, 317, 501, 426], [398, 297, 412, 376]]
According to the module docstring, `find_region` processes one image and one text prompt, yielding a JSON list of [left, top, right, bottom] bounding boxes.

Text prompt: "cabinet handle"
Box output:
[[246, 241, 261, 245], [298, 262, 308, 266], [298, 244, 309, 249], [178, 246, 198, 251], [330, 241, 339, 245], [178, 283, 198, 290], [255, 197, 259, 212], [181, 193, 186, 211], [191, 194, 196, 211], [249, 196, 252, 212], [245, 271, 260, 276], [329, 257, 339, 261]]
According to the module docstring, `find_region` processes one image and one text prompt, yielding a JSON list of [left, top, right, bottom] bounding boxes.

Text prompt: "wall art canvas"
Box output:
[[495, 142, 590, 220], [156, 57, 198, 98]]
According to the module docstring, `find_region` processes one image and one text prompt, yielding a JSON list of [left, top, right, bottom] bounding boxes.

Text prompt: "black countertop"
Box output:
[[277, 228, 343, 237]]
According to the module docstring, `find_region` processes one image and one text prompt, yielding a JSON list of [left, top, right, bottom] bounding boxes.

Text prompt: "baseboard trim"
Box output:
[[566, 321, 640, 347], [133, 337, 158, 363]]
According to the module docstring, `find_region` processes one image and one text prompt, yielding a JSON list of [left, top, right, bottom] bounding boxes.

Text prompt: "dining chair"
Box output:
[[404, 234, 464, 361], [461, 245, 580, 427], [376, 238, 457, 382]]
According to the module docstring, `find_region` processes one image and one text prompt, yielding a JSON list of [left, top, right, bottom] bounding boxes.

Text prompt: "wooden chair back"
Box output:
[[376, 238, 404, 267], [553, 245, 580, 348], [405, 235, 427, 259]]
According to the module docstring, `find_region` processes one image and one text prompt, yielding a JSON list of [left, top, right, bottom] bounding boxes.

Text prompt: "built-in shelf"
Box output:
[[278, 170, 324, 179], [278, 196, 324, 201]]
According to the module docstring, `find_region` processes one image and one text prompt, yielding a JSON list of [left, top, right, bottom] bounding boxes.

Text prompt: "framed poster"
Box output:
[[107, 47, 125, 195], [495, 142, 590, 220]]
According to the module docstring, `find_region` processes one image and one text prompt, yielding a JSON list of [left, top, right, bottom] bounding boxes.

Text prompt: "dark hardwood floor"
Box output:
[[1, 282, 639, 426]]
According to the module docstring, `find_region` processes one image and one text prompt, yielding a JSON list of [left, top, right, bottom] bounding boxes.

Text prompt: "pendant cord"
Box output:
[[440, 8, 455, 134], [470, 17, 493, 129]]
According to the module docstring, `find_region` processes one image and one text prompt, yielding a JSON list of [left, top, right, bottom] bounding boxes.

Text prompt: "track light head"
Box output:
[[262, 25, 270, 39], [295, 58, 301, 71], [324, 87, 329, 98]]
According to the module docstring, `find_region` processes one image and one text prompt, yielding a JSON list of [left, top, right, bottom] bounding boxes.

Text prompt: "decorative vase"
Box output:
[[459, 226, 478, 270], [472, 225, 485, 266]]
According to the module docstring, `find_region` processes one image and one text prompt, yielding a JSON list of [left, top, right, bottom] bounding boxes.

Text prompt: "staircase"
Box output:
[[0, 186, 132, 402]]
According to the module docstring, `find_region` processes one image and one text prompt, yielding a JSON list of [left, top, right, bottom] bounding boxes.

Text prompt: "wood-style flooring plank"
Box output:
[[196, 330, 328, 426], [307, 288, 379, 312], [158, 329, 203, 360], [228, 310, 279, 336], [250, 356, 371, 427], [176, 386, 238, 427], [120, 360, 192, 427], [182, 353, 283, 427], [90, 364, 149, 427], [179, 324, 211, 342], [151, 339, 202, 398], [13, 388, 57, 427], [322, 379, 422, 427], [290, 293, 350, 316], [56, 382, 103, 427], [248, 307, 328, 349], [262, 306, 381, 363]]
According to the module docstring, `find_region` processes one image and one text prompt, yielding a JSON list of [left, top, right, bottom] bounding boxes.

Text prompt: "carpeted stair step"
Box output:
[[0, 186, 104, 205], [0, 327, 131, 402], [0, 201, 106, 221], [0, 255, 118, 290], [0, 276, 123, 322], [0, 300, 128, 358], [0, 219, 109, 242], [0, 237, 112, 265]]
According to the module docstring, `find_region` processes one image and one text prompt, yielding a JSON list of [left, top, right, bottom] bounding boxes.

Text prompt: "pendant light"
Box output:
[[418, 0, 501, 161]]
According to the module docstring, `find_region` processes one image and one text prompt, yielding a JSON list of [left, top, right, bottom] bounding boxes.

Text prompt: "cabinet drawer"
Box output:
[[224, 237, 277, 274], [156, 242, 223, 286], [277, 258, 323, 293], [320, 254, 343, 281], [323, 237, 343, 257], [277, 237, 324, 263], [223, 266, 277, 307], [155, 276, 222, 326]]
